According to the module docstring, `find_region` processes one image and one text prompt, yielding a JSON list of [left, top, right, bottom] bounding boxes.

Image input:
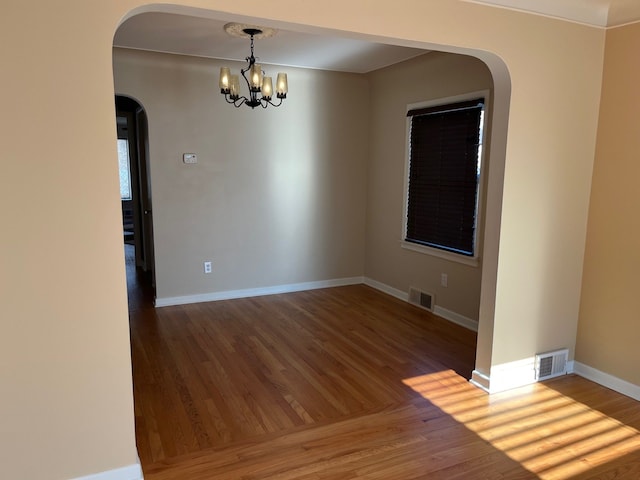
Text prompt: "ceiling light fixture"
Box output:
[[219, 23, 288, 109]]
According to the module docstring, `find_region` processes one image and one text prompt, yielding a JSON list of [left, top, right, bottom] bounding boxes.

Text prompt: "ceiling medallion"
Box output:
[[223, 22, 277, 39]]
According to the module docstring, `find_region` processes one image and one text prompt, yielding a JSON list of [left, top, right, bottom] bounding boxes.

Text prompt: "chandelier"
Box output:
[[219, 24, 288, 109]]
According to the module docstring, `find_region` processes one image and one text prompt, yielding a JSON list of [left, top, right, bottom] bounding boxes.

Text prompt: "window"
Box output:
[[117, 138, 132, 201], [404, 96, 485, 259]]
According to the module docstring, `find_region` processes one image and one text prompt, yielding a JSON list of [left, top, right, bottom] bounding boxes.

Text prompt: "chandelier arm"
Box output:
[[222, 93, 247, 108], [262, 97, 284, 108], [233, 97, 247, 108]]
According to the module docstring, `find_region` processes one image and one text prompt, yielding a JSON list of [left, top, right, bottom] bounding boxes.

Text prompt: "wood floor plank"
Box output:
[[123, 258, 640, 480]]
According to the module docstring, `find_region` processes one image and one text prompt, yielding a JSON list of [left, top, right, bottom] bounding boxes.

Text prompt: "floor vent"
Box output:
[[408, 287, 434, 311], [535, 349, 568, 381]]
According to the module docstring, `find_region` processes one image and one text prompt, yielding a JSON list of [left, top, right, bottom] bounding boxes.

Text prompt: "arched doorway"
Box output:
[[116, 95, 155, 307]]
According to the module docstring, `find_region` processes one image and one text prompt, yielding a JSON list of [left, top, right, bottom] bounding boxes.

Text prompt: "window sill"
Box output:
[[400, 240, 480, 267]]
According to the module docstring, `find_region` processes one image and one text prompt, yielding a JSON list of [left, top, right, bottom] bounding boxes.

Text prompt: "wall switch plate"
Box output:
[[204, 261, 212, 274], [183, 153, 197, 164], [441, 273, 448, 287]]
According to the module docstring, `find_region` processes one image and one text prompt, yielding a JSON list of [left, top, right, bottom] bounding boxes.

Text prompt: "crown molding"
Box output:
[[465, 0, 640, 28]]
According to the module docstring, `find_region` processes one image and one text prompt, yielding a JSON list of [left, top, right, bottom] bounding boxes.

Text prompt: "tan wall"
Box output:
[[365, 52, 493, 321], [0, 0, 609, 478], [113, 49, 368, 301], [576, 22, 640, 386]]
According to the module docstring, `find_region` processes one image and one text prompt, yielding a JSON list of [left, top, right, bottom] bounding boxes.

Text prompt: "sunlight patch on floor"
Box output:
[[404, 370, 640, 479]]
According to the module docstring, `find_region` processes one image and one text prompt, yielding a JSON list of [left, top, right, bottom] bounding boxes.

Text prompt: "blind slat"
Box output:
[[407, 98, 484, 118]]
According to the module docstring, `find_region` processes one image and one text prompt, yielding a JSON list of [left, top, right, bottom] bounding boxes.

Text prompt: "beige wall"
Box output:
[[1, 3, 141, 479], [0, 0, 611, 478], [365, 52, 493, 321], [576, 22, 640, 386], [482, 24, 603, 371], [113, 49, 368, 301]]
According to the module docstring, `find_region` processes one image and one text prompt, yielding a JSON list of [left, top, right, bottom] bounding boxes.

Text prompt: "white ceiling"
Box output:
[[113, 13, 427, 74], [113, 2, 640, 73]]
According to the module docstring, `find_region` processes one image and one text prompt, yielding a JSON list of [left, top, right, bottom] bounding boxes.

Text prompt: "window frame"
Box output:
[[401, 90, 490, 267]]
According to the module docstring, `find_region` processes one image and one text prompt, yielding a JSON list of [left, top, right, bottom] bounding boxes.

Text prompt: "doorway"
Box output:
[[116, 95, 155, 307]]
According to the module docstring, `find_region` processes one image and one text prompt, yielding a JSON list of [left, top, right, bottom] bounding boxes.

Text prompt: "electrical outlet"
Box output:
[[204, 261, 212, 274], [441, 273, 448, 287]]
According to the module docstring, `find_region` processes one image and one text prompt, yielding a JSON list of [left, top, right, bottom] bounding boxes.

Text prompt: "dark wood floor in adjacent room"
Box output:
[[126, 246, 640, 479]]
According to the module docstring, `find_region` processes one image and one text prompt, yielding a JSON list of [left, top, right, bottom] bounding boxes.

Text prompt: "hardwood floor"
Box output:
[[126, 251, 640, 479]]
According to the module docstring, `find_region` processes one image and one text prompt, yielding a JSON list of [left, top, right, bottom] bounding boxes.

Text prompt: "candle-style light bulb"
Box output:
[[230, 75, 240, 99], [262, 77, 273, 100], [249, 64, 263, 92], [219, 67, 231, 93], [276, 73, 288, 98]]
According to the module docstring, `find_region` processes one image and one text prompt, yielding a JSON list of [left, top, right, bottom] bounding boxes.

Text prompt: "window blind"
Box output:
[[406, 98, 484, 256]]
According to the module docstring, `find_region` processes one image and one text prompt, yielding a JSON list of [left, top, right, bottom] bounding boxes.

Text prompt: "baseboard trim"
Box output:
[[363, 278, 478, 332], [157, 276, 480, 335], [486, 357, 537, 393], [470, 370, 490, 393], [470, 358, 537, 394], [566, 360, 575, 374], [573, 361, 640, 402], [70, 462, 143, 480], [471, 359, 640, 400], [433, 306, 478, 332], [155, 277, 365, 307], [362, 277, 408, 302]]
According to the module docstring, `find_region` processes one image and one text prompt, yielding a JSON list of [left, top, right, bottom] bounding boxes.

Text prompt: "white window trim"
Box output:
[[401, 89, 491, 268], [400, 240, 481, 267]]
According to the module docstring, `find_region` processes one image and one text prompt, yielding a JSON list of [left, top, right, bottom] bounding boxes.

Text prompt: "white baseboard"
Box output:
[[70, 462, 143, 480], [362, 278, 640, 400], [566, 360, 575, 374], [470, 369, 490, 393], [155, 276, 364, 307], [363, 277, 478, 332], [362, 277, 408, 302], [470, 358, 537, 394], [471, 359, 640, 401], [433, 306, 478, 332], [157, 276, 478, 334], [573, 361, 640, 402], [485, 357, 537, 393]]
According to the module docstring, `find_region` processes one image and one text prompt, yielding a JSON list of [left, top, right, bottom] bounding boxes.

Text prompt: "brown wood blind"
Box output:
[[406, 98, 484, 256]]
